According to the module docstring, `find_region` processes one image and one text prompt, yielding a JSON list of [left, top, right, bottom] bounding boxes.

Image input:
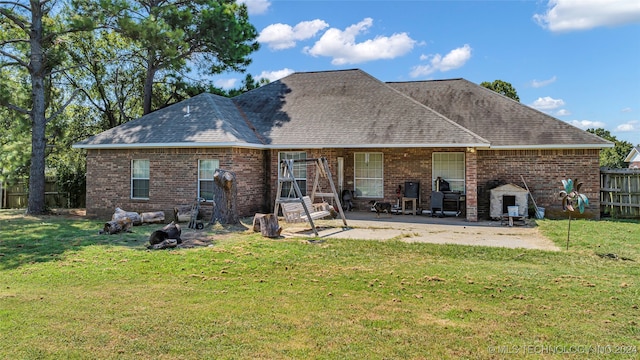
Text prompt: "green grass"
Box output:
[[0, 210, 638, 359]]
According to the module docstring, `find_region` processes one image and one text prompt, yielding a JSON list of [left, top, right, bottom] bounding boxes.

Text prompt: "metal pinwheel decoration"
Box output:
[[560, 178, 589, 214], [559, 178, 589, 250]]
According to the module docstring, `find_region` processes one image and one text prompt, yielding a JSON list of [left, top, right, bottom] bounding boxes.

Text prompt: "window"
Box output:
[[354, 152, 383, 198], [432, 152, 465, 193], [279, 152, 306, 197], [131, 159, 149, 199], [198, 159, 219, 201]]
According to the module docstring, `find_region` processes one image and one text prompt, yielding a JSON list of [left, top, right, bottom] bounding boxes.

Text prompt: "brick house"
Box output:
[[625, 147, 640, 169], [74, 69, 611, 221]]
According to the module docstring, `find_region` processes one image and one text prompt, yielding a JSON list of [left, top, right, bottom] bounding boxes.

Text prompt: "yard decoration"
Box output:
[[559, 178, 589, 250]]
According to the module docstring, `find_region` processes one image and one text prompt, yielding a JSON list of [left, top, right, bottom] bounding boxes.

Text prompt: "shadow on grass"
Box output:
[[0, 211, 155, 270], [0, 209, 254, 270]]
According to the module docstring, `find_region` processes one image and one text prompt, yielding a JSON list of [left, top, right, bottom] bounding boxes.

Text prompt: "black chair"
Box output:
[[430, 191, 444, 217], [341, 189, 353, 211]]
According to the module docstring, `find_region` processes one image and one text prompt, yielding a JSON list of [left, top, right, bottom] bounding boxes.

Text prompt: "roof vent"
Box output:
[[184, 105, 190, 117]]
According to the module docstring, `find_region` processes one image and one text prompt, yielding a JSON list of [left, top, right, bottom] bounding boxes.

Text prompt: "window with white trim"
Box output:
[[198, 159, 219, 201], [432, 152, 465, 193], [354, 152, 383, 198], [279, 152, 307, 197], [131, 159, 150, 199]]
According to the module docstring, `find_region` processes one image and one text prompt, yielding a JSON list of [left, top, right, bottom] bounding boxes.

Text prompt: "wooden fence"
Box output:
[[0, 179, 76, 209], [600, 168, 640, 218]]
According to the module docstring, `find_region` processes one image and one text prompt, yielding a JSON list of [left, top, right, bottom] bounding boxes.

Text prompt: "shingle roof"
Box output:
[[73, 93, 263, 148], [232, 69, 488, 147], [74, 69, 612, 150], [387, 79, 612, 148]]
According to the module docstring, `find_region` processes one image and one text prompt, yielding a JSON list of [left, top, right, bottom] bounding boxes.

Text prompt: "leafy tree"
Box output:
[[81, 0, 260, 114], [587, 128, 633, 168], [0, 0, 93, 214], [226, 74, 269, 97], [480, 79, 520, 102], [64, 29, 144, 130], [0, 65, 31, 185]]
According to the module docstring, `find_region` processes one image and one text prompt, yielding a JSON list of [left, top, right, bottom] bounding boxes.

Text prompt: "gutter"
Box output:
[[488, 143, 614, 150], [73, 142, 492, 150]]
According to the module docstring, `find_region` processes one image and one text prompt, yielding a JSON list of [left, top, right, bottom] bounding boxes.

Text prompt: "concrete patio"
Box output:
[[281, 210, 560, 251]]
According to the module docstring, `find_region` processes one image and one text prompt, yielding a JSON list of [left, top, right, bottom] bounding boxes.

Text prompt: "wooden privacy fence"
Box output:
[[600, 168, 640, 218], [0, 179, 80, 209]]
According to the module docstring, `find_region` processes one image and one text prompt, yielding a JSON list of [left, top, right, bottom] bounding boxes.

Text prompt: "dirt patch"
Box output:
[[177, 228, 215, 248]]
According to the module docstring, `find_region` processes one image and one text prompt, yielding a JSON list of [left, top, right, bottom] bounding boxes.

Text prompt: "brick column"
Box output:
[[465, 150, 478, 222]]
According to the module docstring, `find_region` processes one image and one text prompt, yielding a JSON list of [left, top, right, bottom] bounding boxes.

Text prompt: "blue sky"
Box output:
[[216, 0, 640, 145]]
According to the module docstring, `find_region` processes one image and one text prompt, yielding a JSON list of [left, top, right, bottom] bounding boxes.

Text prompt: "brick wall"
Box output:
[[85, 147, 265, 220], [267, 147, 461, 215], [265, 147, 601, 221], [476, 149, 601, 219], [85, 146, 601, 221]]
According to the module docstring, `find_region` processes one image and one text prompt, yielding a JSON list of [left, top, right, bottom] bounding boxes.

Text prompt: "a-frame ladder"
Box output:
[[274, 157, 348, 236]]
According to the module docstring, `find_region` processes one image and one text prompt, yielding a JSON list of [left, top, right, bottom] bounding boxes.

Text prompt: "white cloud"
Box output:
[[258, 20, 329, 50], [410, 44, 472, 77], [555, 109, 571, 116], [621, 107, 633, 113], [215, 78, 238, 89], [616, 120, 640, 132], [531, 76, 557, 88], [569, 119, 606, 129], [530, 96, 565, 110], [534, 0, 640, 32], [237, 0, 271, 15], [304, 18, 416, 65], [257, 68, 295, 82]]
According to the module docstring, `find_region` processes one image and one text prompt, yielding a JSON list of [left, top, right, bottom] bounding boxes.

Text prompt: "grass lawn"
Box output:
[[0, 210, 638, 359]]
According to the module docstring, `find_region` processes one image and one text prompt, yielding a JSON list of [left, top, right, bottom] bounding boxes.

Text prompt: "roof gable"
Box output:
[[388, 79, 612, 148], [490, 183, 528, 193], [232, 69, 489, 148], [74, 93, 263, 148], [625, 146, 640, 162]]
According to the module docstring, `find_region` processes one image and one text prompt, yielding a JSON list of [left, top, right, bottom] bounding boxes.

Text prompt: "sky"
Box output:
[[213, 0, 640, 145]]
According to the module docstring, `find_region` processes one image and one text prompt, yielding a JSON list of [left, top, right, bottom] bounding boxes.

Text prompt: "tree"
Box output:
[[480, 80, 520, 102], [0, 65, 31, 184], [83, 0, 260, 115], [0, 0, 93, 214], [587, 128, 634, 168], [63, 30, 144, 130]]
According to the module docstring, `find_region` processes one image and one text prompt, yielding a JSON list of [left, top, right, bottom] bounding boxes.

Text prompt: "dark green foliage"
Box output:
[[587, 128, 634, 168], [78, 0, 260, 114], [480, 79, 520, 102]]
